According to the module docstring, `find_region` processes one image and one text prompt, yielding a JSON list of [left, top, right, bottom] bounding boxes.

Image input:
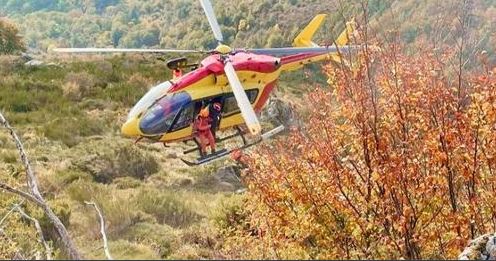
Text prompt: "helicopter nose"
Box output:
[[121, 117, 141, 137]]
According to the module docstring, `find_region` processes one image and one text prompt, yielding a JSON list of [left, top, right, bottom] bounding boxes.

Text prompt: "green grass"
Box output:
[[0, 54, 302, 259], [71, 144, 160, 183], [0, 150, 18, 164], [120, 222, 176, 258], [42, 116, 106, 147], [135, 188, 202, 228]]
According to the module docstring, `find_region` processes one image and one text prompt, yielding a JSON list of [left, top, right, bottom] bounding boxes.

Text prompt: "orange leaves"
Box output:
[[224, 47, 496, 259]]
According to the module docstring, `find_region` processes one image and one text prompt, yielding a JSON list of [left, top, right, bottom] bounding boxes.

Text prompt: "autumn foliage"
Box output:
[[222, 46, 496, 259], [0, 19, 25, 54]]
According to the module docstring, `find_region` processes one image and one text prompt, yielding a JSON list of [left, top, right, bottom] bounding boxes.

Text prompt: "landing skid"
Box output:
[[180, 125, 285, 167]]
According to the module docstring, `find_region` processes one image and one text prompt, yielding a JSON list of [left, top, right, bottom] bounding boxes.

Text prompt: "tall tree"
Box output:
[[0, 19, 25, 54]]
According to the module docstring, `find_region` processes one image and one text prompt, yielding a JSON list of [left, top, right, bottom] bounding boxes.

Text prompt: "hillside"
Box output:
[[1, 0, 496, 260], [1, 0, 495, 59], [0, 55, 227, 259], [0, 0, 352, 51]]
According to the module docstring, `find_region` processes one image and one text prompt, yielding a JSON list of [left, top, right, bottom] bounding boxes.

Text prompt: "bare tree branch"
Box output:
[[0, 183, 44, 208], [0, 112, 40, 197], [84, 201, 113, 260], [0, 111, 82, 259], [14, 205, 52, 260], [0, 200, 25, 227]]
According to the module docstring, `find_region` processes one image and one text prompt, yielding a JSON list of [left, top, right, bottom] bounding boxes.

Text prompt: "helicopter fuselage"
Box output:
[[121, 50, 329, 143]]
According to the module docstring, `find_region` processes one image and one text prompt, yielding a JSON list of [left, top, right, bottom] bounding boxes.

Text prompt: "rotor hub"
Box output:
[[215, 44, 232, 54]]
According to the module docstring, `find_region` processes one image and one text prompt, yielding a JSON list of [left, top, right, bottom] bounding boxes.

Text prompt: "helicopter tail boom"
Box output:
[[277, 15, 357, 71]]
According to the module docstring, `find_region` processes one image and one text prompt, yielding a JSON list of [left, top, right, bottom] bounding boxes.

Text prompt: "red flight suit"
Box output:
[[193, 115, 216, 156], [173, 69, 183, 79]]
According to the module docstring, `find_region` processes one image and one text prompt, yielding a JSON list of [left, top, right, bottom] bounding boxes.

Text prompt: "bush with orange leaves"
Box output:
[[221, 47, 496, 259]]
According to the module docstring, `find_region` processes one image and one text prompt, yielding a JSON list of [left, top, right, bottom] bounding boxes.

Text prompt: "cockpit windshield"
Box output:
[[139, 92, 192, 135], [127, 81, 172, 120]]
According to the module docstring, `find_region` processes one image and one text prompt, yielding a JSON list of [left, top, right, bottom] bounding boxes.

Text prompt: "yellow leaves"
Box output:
[[238, 47, 496, 260], [351, 226, 362, 239], [371, 171, 381, 182]]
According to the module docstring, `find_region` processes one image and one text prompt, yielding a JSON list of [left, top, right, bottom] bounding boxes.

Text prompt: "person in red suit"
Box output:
[[193, 106, 216, 157], [172, 68, 183, 79]]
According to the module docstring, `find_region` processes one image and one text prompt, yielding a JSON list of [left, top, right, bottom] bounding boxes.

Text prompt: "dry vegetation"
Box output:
[[1, 0, 496, 259], [0, 55, 247, 259], [221, 34, 496, 261]]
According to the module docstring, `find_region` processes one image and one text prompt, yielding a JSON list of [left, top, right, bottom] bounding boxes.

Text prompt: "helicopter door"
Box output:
[[193, 96, 225, 119]]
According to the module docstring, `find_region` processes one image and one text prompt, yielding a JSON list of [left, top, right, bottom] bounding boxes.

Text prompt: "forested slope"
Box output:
[[0, 0, 353, 50], [1, 0, 495, 59]]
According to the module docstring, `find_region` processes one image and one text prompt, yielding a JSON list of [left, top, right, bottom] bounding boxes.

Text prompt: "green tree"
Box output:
[[0, 19, 25, 54], [94, 0, 120, 14], [265, 24, 285, 47], [111, 23, 126, 46]]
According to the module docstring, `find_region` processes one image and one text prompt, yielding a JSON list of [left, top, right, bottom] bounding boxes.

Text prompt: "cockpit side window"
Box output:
[[139, 92, 192, 135], [222, 89, 259, 115], [170, 103, 195, 131]]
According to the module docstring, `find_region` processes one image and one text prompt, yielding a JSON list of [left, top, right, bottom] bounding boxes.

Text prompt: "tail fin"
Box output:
[[335, 18, 356, 46], [293, 15, 356, 48], [293, 14, 327, 47]]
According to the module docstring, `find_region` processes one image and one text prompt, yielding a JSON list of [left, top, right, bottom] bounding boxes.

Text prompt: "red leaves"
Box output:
[[227, 47, 496, 259]]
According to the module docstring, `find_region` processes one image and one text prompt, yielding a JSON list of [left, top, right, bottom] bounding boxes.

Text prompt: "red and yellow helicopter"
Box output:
[[55, 0, 357, 166]]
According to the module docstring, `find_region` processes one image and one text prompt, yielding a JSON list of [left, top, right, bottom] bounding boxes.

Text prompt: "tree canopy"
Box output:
[[0, 19, 25, 54]]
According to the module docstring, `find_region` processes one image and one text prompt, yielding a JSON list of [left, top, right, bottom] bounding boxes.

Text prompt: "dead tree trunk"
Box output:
[[0, 111, 82, 259]]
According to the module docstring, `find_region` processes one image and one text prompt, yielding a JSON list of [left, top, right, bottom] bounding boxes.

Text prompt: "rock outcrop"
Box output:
[[214, 166, 243, 191], [459, 233, 496, 260], [260, 97, 302, 129]]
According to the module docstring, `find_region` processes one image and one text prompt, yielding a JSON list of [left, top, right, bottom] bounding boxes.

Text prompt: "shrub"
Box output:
[[42, 115, 104, 147], [61, 81, 83, 101], [212, 195, 248, 233], [168, 245, 202, 260], [66, 180, 150, 238], [232, 48, 496, 259], [66, 180, 107, 203], [40, 169, 92, 197], [135, 188, 201, 228], [63, 72, 97, 100], [121, 222, 176, 258], [128, 73, 152, 90], [113, 145, 159, 179], [0, 19, 25, 54], [102, 82, 147, 107], [177, 223, 221, 259], [73, 144, 159, 183], [0, 203, 41, 259], [0, 55, 23, 74], [31, 199, 72, 250]]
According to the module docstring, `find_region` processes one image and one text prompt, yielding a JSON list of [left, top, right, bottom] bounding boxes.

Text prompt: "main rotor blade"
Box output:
[[224, 61, 261, 135], [244, 45, 360, 56], [52, 48, 204, 54], [199, 0, 224, 43]]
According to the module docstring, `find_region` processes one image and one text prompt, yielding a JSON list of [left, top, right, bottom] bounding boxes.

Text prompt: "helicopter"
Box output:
[[54, 0, 358, 166]]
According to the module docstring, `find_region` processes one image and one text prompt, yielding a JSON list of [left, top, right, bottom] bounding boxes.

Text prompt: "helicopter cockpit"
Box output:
[[139, 92, 192, 135], [127, 81, 173, 121]]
